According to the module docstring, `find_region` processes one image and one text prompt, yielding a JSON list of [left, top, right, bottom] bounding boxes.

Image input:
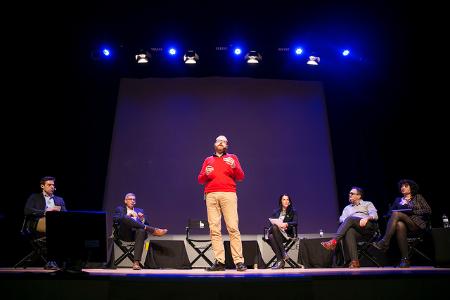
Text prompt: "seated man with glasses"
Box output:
[[320, 186, 378, 268], [113, 193, 168, 270]]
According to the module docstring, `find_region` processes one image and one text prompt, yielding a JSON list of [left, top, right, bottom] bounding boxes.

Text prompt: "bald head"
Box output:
[[216, 135, 228, 143]]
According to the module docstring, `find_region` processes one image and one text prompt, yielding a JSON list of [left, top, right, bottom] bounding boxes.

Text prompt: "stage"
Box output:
[[2, 266, 449, 300]]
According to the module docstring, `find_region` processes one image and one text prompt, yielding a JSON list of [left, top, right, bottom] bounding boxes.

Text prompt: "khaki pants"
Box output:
[[205, 192, 244, 264]]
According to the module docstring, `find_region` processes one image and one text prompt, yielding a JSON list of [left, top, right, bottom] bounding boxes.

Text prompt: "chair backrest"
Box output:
[[290, 226, 298, 238], [407, 216, 432, 241], [407, 229, 426, 243], [285, 226, 299, 241], [20, 215, 40, 237], [356, 222, 381, 247], [186, 219, 210, 241], [187, 219, 209, 230], [425, 216, 433, 231], [14, 216, 47, 268], [407, 225, 433, 263], [112, 222, 120, 238], [111, 222, 137, 249]]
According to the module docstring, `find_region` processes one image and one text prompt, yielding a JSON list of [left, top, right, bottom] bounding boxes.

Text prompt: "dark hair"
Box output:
[[397, 179, 420, 196], [351, 186, 364, 198], [278, 194, 293, 214], [40, 176, 55, 185]]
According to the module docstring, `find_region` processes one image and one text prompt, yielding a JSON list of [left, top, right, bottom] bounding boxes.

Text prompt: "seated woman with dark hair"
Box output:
[[267, 194, 298, 269], [374, 179, 431, 268]]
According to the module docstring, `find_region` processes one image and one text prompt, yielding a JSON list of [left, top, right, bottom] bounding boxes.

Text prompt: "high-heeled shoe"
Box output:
[[271, 259, 285, 270], [372, 239, 389, 252], [398, 257, 410, 268]]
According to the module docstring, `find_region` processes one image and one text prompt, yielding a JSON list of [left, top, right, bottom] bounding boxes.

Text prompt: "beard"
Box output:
[[215, 145, 227, 153]]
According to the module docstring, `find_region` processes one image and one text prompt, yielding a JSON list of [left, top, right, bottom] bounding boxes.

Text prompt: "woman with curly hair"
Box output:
[[374, 179, 431, 267]]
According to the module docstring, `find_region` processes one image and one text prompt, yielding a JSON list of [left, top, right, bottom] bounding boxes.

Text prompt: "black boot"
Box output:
[[206, 260, 226, 271], [235, 262, 247, 272]]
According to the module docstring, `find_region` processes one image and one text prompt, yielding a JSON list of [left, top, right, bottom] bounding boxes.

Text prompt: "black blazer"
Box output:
[[270, 208, 298, 237], [113, 205, 148, 226], [24, 193, 66, 218]]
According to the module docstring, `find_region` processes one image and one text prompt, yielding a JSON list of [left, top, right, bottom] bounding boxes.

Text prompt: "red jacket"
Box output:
[[198, 153, 245, 193]]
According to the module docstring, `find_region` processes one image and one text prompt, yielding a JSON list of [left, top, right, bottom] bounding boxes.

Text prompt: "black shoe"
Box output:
[[206, 260, 226, 271], [44, 261, 59, 270], [398, 258, 410, 268], [372, 240, 388, 252], [271, 260, 285, 270], [235, 262, 247, 272]]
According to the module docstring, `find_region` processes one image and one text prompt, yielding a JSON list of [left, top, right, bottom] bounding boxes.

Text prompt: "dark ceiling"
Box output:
[[40, 1, 418, 80], [4, 1, 446, 198], [8, 1, 436, 84]]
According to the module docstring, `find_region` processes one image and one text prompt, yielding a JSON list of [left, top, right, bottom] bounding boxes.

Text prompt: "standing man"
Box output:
[[198, 135, 246, 271], [24, 176, 66, 270], [320, 186, 378, 268]]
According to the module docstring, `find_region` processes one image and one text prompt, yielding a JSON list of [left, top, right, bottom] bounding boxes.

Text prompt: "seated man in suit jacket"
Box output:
[[113, 192, 168, 270], [24, 176, 66, 270]]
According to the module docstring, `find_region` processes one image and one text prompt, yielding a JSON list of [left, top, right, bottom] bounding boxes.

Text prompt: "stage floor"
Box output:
[[2, 265, 449, 277], [2, 266, 450, 300]]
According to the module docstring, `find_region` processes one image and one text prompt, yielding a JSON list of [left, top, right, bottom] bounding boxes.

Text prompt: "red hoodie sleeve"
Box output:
[[198, 158, 209, 184], [232, 154, 245, 181]]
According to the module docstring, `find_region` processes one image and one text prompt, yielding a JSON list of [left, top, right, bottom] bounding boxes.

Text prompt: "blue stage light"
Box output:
[[168, 48, 177, 55], [102, 48, 111, 57]]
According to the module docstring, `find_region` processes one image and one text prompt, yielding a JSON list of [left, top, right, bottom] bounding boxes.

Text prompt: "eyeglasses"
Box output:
[[215, 140, 228, 144], [349, 192, 359, 195]]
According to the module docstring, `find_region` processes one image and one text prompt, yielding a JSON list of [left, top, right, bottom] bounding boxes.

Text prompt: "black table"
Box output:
[[431, 228, 450, 267], [145, 240, 191, 269], [224, 240, 265, 269], [298, 237, 343, 268]]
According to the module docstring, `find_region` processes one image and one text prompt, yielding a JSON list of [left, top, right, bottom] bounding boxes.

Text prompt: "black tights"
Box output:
[[382, 212, 420, 258], [268, 224, 287, 260]]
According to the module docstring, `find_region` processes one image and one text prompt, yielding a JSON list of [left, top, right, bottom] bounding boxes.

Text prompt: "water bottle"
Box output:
[[319, 229, 324, 237], [443, 214, 449, 228]]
